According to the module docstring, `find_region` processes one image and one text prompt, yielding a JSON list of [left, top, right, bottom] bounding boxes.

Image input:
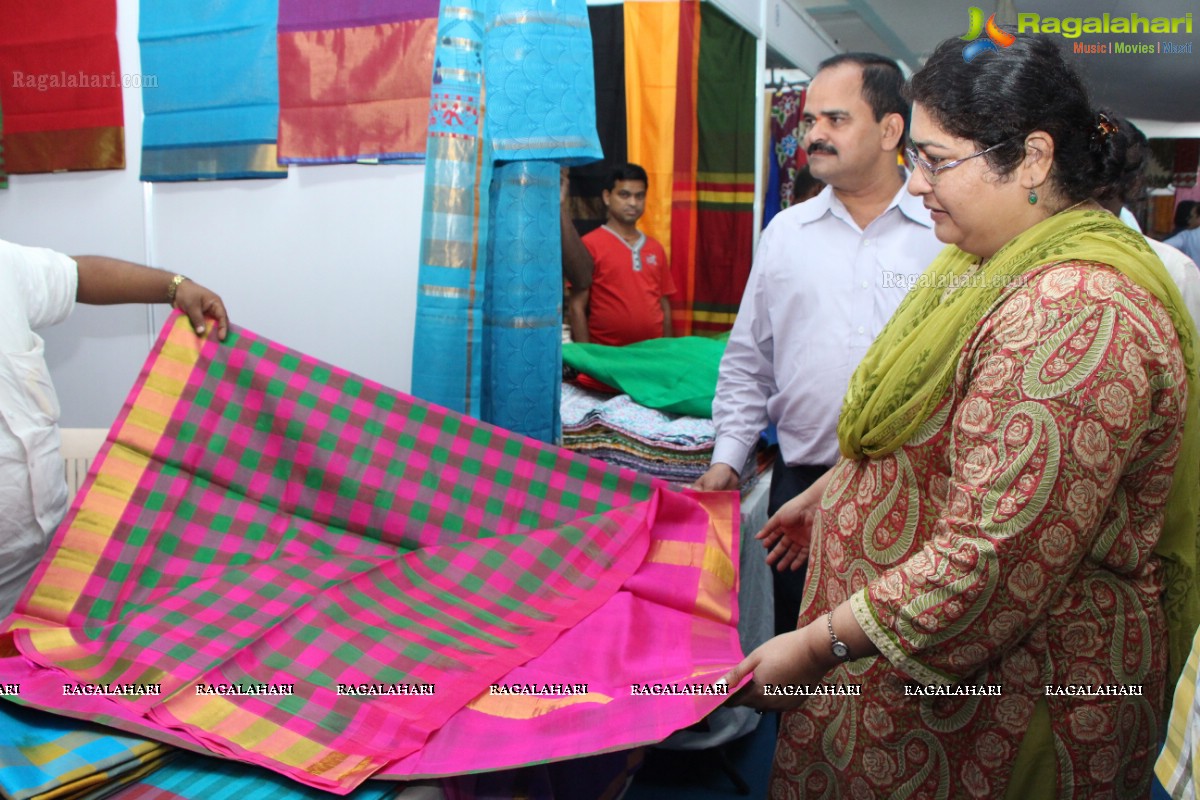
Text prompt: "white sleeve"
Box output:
[[710, 225, 778, 471], [4, 241, 77, 330], [1169, 255, 1200, 341]]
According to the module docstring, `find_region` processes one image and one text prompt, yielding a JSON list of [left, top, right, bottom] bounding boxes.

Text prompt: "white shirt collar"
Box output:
[[791, 172, 933, 230]]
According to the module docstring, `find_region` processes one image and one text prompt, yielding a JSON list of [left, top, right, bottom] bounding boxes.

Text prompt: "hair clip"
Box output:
[[1096, 113, 1118, 140]]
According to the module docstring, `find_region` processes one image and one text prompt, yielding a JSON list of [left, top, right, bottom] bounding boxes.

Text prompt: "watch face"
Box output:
[[832, 641, 850, 660]]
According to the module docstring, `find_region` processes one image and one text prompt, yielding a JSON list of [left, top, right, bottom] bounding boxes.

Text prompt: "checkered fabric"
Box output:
[[0, 314, 743, 793], [1158, 625, 1200, 799], [105, 751, 399, 800], [0, 702, 173, 800]]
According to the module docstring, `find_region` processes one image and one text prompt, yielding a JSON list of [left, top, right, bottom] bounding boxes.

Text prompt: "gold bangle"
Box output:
[[166, 274, 188, 306]]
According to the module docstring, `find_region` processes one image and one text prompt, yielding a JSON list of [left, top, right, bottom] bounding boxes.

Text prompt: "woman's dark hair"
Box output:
[[605, 162, 649, 191], [908, 35, 1120, 204], [1091, 110, 1147, 207]]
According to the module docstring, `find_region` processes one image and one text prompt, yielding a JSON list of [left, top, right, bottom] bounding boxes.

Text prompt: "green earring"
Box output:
[[1028, 190, 1038, 205]]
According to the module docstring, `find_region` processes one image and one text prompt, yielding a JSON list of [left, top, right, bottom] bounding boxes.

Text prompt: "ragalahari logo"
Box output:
[[961, 6, 1016, 62]]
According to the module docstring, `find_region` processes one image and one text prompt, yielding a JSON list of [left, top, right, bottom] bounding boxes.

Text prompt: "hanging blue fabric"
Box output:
[[412, 0, 602, 443]]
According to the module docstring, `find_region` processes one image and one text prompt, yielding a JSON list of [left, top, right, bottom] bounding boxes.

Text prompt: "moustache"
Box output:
[[807, 143, 837, 156]]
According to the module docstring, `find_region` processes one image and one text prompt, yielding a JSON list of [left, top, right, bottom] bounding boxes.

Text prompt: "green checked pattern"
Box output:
[[2, 314, 671, 792]]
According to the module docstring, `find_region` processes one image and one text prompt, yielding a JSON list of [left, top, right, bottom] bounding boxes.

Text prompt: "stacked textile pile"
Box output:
[[0, 702, 175, 800], [0, 314, 745, 796], [561, 383, 763, 488], [561, 335, 772, 487]]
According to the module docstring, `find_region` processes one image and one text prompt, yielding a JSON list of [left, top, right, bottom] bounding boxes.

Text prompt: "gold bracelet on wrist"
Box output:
[[166, 274, 188, 306]]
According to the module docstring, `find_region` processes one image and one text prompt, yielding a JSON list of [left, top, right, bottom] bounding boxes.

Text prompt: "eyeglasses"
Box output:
[[905, 136, 1020, 182]]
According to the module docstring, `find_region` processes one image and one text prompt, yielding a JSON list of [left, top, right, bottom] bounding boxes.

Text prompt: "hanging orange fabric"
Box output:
[[623, 1, 680, 268]]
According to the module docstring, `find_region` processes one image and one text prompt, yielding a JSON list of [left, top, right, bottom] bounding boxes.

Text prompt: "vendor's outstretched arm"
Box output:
[[73, 256, 230, 341]]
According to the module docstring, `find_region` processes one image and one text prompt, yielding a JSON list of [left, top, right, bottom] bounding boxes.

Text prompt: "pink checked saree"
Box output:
[[0, 315, 744, 793]]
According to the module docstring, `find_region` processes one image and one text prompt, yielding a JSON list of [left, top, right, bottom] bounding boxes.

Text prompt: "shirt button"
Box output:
[[863, 239, 872, 246], [861, 280, 869, 289], [858, 326, 865, 334]]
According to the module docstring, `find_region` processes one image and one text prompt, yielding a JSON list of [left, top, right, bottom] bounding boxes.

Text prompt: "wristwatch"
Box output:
[[827, 611, 852, 663]]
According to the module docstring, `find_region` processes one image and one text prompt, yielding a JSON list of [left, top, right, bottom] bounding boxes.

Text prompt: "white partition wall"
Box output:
[[0, 0, 424, 428]]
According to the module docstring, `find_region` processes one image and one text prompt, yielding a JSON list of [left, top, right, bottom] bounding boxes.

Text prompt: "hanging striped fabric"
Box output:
[[692, 4, 756, 333]]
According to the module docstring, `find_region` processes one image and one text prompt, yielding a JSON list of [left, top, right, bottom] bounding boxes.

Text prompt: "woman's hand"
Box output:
[[722, 627, 831, 711]]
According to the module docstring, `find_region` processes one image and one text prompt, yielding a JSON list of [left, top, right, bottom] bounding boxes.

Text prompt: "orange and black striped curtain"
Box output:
[[587, 1, 756, 336]]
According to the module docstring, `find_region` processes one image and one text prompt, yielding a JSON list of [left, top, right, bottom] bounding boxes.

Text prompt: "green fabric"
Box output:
[[837, 207, 1200, 693], [691, 3, 756, 333], [1003, 698, 1057, 799], [563, 335, 727, 418]]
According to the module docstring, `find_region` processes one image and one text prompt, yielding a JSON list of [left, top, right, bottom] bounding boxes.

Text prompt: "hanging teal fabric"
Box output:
[[412, 0, 602, 443], [483, 161, 562, 442], [411, 0, 489, 418], [139, 0, 286, 181]]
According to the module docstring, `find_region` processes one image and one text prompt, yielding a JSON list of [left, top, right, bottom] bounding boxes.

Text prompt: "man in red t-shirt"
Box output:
[[567, 163, 675, 346]]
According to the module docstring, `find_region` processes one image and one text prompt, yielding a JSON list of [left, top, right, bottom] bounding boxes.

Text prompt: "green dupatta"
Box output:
[[837, 208, 1200, 691]]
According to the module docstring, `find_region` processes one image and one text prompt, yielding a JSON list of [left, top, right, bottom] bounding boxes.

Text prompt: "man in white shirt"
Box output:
[[693, 53, 943, 635], [0, 241, 228, 617], [1167, 202, 1200, 265]]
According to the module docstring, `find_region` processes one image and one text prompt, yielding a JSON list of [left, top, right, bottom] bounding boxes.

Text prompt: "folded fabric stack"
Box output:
[[561, 382, 763, 488], [0, 702, 174, 800]]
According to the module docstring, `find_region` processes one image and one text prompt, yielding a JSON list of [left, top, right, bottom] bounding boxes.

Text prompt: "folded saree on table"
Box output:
[[104, 750, 398, 800], [562, 335, 727, 419], [0, 702, 173, 800], [0, 315, 744, 794]]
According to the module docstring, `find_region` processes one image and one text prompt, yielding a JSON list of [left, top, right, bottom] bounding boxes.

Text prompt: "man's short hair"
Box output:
[[605, 163, 649, 191], [816, 52, 908, 129]]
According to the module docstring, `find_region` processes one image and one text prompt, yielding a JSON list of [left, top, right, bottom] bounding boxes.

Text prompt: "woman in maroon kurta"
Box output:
[[724, 36, 1200, 799]]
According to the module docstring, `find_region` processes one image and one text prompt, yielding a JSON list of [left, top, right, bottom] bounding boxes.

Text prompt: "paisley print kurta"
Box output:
[[772, 262, 1188, 799]]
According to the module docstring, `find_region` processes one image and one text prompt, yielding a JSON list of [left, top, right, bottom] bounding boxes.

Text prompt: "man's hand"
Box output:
[[74, 256, 231, 341], [756, 470, 830, 572], [173, 279, 230, 341], [692, 463, 739, 492]]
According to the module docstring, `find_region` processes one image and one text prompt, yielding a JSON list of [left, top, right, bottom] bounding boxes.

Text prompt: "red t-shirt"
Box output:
[[581, 226, 675, 346]]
